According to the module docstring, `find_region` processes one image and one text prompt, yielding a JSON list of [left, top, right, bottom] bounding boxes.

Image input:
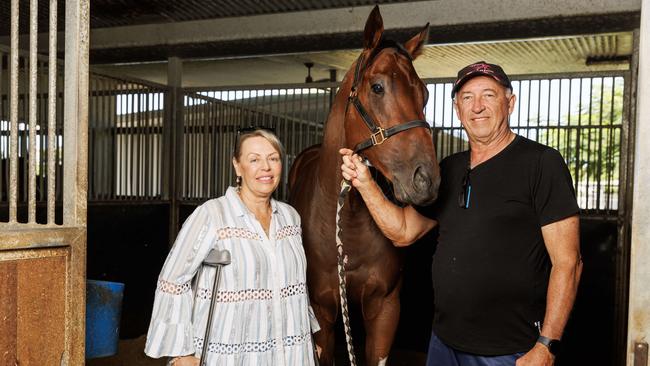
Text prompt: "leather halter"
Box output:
[[347, 45, 431, 153]]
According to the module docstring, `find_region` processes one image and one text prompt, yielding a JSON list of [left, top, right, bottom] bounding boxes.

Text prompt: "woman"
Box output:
[[145, 127, 318, 365]]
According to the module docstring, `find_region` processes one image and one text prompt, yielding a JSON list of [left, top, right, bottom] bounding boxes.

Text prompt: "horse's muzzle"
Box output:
[[392, 163, 440, 206], [412, 164, 440, 205]]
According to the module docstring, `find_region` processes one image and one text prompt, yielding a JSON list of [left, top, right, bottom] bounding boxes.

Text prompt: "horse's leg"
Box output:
[[361, 277, 402, 366], [311, 285, 339, 366]]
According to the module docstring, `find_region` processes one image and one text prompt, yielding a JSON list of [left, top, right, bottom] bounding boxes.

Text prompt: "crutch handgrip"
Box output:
[[203, 249, 231, 267]]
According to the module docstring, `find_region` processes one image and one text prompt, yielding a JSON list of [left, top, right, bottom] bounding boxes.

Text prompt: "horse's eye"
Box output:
[[371, 83, 384, 94]]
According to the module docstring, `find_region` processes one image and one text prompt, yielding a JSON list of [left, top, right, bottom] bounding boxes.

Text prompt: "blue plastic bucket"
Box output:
[[85, 279, 125, 359]]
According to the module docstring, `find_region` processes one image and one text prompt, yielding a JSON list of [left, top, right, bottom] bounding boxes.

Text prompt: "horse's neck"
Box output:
[[317, 80, 351, 197]]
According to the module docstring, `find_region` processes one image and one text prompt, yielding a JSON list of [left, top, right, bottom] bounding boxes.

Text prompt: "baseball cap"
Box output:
[[451, 61, 512, 98]]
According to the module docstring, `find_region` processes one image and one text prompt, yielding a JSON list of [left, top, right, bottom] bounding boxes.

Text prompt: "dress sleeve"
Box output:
[[534, 148, 580, 226], [145, 204, 218, 358]]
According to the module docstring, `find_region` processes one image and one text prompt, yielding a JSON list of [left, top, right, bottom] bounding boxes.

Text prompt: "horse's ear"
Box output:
[[363, 5, 384, 50], [404, 23, 429, 60]]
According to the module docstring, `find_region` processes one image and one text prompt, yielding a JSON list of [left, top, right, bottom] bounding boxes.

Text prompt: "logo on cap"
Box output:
[[451, 61, 512, 98]]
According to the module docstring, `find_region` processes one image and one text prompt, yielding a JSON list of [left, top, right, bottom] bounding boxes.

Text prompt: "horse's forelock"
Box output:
[[366, 38, 413, 68]]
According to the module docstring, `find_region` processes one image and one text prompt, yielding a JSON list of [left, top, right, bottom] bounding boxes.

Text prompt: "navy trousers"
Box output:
[[425, 330, 526, 366]]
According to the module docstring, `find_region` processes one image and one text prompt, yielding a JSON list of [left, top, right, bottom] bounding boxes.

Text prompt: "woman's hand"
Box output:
[[171, 355, 200, 366]]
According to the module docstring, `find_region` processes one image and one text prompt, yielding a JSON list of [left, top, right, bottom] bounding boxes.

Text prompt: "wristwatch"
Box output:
[[537, 335, 562, 355]]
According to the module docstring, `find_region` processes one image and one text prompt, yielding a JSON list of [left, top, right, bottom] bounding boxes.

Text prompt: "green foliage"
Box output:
[[538, 80, 623, 185]]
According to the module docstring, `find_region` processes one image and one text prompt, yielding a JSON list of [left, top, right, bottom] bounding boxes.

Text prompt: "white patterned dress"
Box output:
[[145, 187, 318, 365]]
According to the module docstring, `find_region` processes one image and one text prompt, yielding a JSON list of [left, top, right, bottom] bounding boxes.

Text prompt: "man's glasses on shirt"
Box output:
[[458, 168, 472, 209]]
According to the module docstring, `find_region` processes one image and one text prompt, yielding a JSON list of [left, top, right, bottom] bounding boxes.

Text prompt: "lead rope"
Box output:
[[336, 178, 357, 366]]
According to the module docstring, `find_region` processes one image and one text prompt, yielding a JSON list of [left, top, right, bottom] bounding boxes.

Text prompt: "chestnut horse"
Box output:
[[289, 7, 440, 366]]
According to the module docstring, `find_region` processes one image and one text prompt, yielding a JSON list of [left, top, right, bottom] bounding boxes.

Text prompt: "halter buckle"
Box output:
[[349, 87, 358, 99], [371, 127, 386, 146]]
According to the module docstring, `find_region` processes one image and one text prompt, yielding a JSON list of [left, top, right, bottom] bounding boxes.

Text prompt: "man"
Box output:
[[340, 61, 582, 366]]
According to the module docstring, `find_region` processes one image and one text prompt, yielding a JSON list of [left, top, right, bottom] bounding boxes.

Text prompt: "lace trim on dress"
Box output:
[[274, 225, 301, 240], [194, 332, 311, 354], [216, 227, 261, 241], [157, 279, 191, 295], [196, 283, 306, 302]]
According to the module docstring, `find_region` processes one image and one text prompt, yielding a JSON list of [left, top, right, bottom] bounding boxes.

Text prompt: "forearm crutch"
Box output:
[[199, 248, 231, 366]]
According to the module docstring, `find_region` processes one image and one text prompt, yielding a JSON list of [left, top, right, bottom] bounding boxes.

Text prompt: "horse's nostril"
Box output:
[[413, 166, 431, 191]]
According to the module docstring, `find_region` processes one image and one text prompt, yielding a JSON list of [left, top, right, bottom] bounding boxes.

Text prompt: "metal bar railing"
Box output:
[[83, 77, 167, 201], [423, 75, 625, 215], [28, 0, 38, 223], [180, 86, 328, 201], [0, 52, 3, 203], [0, 0, 65, 224], [9, 0, 19, 223], [0, 65, 626, 218]]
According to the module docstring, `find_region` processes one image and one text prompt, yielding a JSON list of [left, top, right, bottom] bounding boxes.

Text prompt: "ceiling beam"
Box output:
[[0, 0, 641, 64], [88, 0, 641, 49], [88, 12, 639, 64]]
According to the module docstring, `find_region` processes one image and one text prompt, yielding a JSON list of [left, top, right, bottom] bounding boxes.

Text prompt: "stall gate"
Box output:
[[0, 0, 89, 365]]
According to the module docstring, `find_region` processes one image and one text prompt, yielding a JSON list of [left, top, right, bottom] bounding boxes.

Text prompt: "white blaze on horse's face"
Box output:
[[233, 136, 282, 198]]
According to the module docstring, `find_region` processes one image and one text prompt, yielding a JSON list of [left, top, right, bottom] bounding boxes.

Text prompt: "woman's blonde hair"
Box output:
[[233, 127, 285, 162]]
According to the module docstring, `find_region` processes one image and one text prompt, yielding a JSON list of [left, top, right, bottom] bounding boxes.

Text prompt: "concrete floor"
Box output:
[[86, 336, 165, 366], [85, 335, 427, 366]]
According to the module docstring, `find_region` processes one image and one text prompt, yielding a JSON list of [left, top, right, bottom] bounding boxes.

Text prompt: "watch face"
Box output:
[[548, 340, 562, 355]]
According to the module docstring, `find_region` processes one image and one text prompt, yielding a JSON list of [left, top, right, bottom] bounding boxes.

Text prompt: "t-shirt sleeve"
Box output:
[[534, 148, 580, 226]]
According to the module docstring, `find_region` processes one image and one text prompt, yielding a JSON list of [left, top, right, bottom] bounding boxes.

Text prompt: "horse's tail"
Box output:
[[288, 144, 321, 198]]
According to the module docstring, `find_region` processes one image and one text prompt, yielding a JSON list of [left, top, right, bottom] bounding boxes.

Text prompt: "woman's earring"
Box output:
[[236, 176, 242, 192]]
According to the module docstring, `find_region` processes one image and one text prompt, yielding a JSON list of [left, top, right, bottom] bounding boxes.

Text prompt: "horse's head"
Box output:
[[344, 6, 440, 206]]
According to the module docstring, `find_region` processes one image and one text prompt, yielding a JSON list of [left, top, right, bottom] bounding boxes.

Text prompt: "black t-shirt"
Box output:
[[417, 135, 579, 355]]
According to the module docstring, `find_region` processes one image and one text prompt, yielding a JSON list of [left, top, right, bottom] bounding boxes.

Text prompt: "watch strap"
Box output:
[[537, 335, 561, 355]]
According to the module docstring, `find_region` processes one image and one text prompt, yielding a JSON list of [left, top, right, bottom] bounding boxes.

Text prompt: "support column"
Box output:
[[63, 0, 89, 363], [165, 57, 183, 245], [627, 0, 650, 364], [328, 68, 337, 111]]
